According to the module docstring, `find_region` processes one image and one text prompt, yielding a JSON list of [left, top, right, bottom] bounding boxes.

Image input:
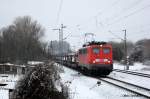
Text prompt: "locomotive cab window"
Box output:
[[103, 48, 110, 54], [82, 48, 87, 54], [93, 47, 100, 54], [79, 48, 87, 54]]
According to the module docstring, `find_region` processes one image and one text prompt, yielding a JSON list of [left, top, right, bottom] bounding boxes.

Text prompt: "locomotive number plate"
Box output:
[[95, 59, 102, 62]]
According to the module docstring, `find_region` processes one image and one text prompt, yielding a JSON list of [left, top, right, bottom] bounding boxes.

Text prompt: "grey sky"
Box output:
[[0, 0, 150, 49]]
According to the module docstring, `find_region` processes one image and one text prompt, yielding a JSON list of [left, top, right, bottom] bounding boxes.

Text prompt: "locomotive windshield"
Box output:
[[103, 48, 110, 54], [93, 47, 100, 54]]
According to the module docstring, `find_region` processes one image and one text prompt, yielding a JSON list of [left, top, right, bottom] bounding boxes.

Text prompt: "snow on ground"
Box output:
[[0, 62, 149, 99], [109, 71, 150, 89], [0, 90, 9, 99], [110, 62, 150, 89], [0, 74, 22, 89], [58, 63, 146, 99], [27, 61, 44, 65], [0, 74, 22, 99], [114, 62, 150, 74]]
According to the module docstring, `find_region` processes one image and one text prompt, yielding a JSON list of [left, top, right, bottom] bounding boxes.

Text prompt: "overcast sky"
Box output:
[[0, 0, 150, 49]]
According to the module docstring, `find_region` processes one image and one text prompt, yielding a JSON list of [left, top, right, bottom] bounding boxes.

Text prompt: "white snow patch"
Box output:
[[109, 62, 150, 89], [59, 64, 145, 99], [0, 74, 22, 90], [114, 62, 150, 74], [0, 90, 9, 99], [27, 61, 44, 65]]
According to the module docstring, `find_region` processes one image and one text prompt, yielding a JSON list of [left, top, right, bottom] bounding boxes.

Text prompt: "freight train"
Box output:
[[56, 41, 113, 75]]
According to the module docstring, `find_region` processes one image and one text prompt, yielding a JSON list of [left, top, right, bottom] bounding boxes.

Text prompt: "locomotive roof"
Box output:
[[82, 41, 107, 47]]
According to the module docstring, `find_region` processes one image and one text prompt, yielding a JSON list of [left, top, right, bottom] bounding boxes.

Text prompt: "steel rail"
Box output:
[[99, 77, 150, 98], [56, 62, 150, 98], [113, 69, 150, 78]]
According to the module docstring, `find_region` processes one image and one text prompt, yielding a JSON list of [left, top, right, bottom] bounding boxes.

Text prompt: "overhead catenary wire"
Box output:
[[56, 0, 64, 25], [96, 0, 121, 16], [75, 0, 121, 29], [128, 28, 150, 37], [106, 0, 143, 24], [65, 0, 123, 37], [97, 1, 150, 38], [93, 2, 150, 42], [108, 27, 150, 42], [76, 0, 149, 35], [74, 0, 144, 37], [108, 30, 124, 41], [107, 4, 150, 26], [58, 1, 150, 45], [104, 23, 150, 35]]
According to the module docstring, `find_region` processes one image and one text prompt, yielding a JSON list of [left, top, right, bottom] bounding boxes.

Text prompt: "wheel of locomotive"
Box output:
[[103, 70, 111, 75], [88, 70, 96, 76]]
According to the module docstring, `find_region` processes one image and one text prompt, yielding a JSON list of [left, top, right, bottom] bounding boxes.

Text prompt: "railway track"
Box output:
[[113, 69, 150, 78], [57, 62, 150, 98], [99, 77, 150, 98]]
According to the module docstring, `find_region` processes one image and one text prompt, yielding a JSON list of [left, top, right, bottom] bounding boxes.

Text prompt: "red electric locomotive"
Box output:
[[77, 41, 113, 75]]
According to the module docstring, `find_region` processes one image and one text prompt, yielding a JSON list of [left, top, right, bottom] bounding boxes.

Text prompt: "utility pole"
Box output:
[[50, 41, 53, 58], [52, 28, 61, 56], [60, 24, 66, 55], [52, 24, 66, 57], [123, 29, 129, 70], [109, 30, 129, 70]]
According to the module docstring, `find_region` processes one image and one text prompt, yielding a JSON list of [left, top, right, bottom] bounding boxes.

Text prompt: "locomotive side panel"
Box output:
[[78, 48, 89, 68]]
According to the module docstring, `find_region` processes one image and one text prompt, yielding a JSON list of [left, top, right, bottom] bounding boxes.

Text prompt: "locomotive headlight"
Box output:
[[93, 60, 96, 63], [104, 59, 108, 62]]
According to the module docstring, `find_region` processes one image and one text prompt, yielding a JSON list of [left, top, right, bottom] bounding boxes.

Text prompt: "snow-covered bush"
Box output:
[[11, 61, 69, 99]]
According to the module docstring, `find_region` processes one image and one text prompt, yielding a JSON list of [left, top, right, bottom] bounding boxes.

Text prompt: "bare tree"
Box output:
[[0, 16, 46, 63], [48, 40, 71, 56], [130, 39, 150, 62]]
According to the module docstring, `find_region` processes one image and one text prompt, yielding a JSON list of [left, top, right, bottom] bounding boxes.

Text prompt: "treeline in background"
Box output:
[[0, 16, 150, 64], [0, 16, 71, 64], [109, 39, 150, 64], [0, 16, 46, 63]]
